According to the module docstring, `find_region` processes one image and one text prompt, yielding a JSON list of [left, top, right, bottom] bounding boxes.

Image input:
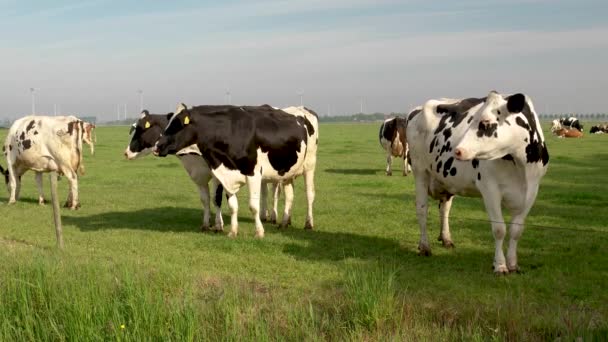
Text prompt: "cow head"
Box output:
[[551, 120, 562, 132], [154, 103, 197, 157], [124, 110, 172, 159], [454, 91, 547, 165]]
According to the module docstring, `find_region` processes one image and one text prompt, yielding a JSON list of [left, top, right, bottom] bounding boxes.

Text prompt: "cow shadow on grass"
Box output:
[[63, 207, 254, 233]]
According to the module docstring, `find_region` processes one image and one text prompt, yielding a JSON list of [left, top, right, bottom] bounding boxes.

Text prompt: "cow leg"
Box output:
[[227, 193, 239, 238], [7, 166, 19, 204], [270, 182, 280, 224], [506, 184, 539, 272], [414, 173, 432, 256], [303, 169, 315, 230], [480, 190, 508, 274], [438, 195, 454, 248], [386, 153, 393, 176], [211, 178, 224, 232], [402, 152, 408, 176], [197, 179, 212, 231], [35, 172, 46, 205], [260, 180, 269, 222], [62, 170, 80, 210], [246, 175, 265, 238], [280, 180, 294, 229]]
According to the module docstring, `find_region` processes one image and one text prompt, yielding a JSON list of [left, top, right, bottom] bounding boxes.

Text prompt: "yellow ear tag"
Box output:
[[144, 121, 150, 129], [184, 116, 190, 125]]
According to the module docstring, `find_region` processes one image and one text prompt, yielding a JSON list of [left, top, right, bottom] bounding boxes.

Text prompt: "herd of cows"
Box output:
[[0, 91, 603, 274]]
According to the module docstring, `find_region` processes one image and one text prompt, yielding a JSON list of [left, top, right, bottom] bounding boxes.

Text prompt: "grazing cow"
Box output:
[[2, 115, 91, 209], [379, 117, 410, 176], [154, 104, 318, 238], [406, 91, 549, 274], [124, 109, 225, 231]]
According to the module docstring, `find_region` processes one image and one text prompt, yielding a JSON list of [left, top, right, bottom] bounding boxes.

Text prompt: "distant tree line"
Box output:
[[318, 112, 608, 123]]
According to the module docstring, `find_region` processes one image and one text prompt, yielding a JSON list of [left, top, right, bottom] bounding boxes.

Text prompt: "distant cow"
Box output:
[[406, 91, 549, 274], [557, 117, 583, 132], [83, 122, 96, 155], [2, 115, 92, 209], [590, 124, 608, 134], [552, 127, 583, 138], [155, 104, 318, 238], [379, 117, 409, 176]]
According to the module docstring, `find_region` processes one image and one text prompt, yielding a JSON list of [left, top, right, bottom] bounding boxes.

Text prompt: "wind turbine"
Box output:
[[137, 89, 144, 112], [30, 88, 36, 114], [297, 90, 304, 106]]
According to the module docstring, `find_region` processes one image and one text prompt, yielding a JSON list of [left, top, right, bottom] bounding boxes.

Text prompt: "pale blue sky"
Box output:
[[1, 0, 607, 120]]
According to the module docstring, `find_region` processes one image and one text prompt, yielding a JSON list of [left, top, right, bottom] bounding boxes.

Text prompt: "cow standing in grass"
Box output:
[[2, 115, 94, 209], [406, 91, 549, 274], [154, 104, 318, 238], [379, 117, 410, 176]]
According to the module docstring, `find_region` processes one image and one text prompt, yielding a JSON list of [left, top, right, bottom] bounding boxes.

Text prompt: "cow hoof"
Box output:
[[418, 244, 432, 256], [200, 224, 211, 232], [304, 220, 313, 230], [494, 265, 509, 275], [213, 225, 224, 232], [228, 231, 237, 238], [39, 199, 46, 205], [254, 231, 265, 239], [508, 265, 520, 273], [386, 171, 392, 176], [270, 218, 277, 225], [442, 240, 455, 249], [8, 200, 16, 205]]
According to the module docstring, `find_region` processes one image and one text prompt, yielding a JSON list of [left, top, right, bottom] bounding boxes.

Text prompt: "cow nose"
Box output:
[[454, 148, 464, 160]]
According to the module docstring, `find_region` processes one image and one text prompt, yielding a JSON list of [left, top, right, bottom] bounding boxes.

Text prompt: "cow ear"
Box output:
[[140, 110, 149, 118], [507, 93, 526, 114]]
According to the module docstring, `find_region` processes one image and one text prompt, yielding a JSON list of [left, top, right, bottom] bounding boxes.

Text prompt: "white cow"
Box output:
[[2, 115, 92, 209], [406, 91, 549, 274]]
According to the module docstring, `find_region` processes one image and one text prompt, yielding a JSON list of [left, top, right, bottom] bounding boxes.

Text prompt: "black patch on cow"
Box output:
[[515, 116, 529, 130], [435, 97, 486, 133], [505, 119, 511, 126], [381, 119, 396, 142], [34, 131, 38, 135], [436, 160, 443, 173], [506, 93, 526, 114], [442, 157, 454, 178], [467, 116, 474, 124], [477, 172, 481, 180], [214, 184, 223, 207], [26, 120, 36, 133], [303, 107, 319, 118], [439, 141, 451, 156], [510, 98, 550, 166], [297, 116, 315, 136], [9, 145, 12, 151], [442, 128, 452, 140], [407, 109, 421, 122], [501, 154, 515, 165], [22, 140, 32, 150], [472, 158, 479, 168], [435, 155, 439, 162], [429, 136, 437, 154], [476, 122, 498, 138], [67, 121, 76, 135], [450, 167, 457, 176], [19, 132, 25, 141]]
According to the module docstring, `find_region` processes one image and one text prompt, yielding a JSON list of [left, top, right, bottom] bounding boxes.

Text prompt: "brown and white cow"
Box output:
[[552, 127, 583, 138], [379, 117, 409, 176], [2, 115, 92, 209]]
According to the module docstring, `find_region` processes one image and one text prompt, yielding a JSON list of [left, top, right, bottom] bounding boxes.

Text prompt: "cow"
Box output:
[[154, 104, 318, 239], [590, 124, 608, 134], [406, 91, 549, 274], [2, 115, 92, 209], [124, 109, 225, 232], [551, 127, 583, 138], [558, 117, 583, 132], [83, 122, 96, 155], [379, 117, 410, 176]]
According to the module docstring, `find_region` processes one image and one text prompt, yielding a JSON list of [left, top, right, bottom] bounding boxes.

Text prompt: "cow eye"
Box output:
[[497, 110, 501, 115]]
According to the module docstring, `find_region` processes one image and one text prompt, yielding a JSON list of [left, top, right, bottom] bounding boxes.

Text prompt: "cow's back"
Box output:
[[5, 116, 84, 173]]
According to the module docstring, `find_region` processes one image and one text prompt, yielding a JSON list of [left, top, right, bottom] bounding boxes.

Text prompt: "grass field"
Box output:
[[1, 123, 607, 340]]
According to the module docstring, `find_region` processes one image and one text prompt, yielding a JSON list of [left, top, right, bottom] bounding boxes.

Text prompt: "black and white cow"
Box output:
[[406, 91, 549, 274], [551, 116, 583, 132], [2, 115, 93, 209], [379, 117, 409, 176], [124, 109, 225, 231], [154, 104, 318, 238]]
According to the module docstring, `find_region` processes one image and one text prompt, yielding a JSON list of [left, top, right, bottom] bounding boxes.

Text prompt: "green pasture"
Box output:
[[0, 123, 607, 341]]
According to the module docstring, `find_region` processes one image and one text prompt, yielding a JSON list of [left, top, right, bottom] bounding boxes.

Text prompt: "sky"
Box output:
[[1, 0, 607, 120]]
